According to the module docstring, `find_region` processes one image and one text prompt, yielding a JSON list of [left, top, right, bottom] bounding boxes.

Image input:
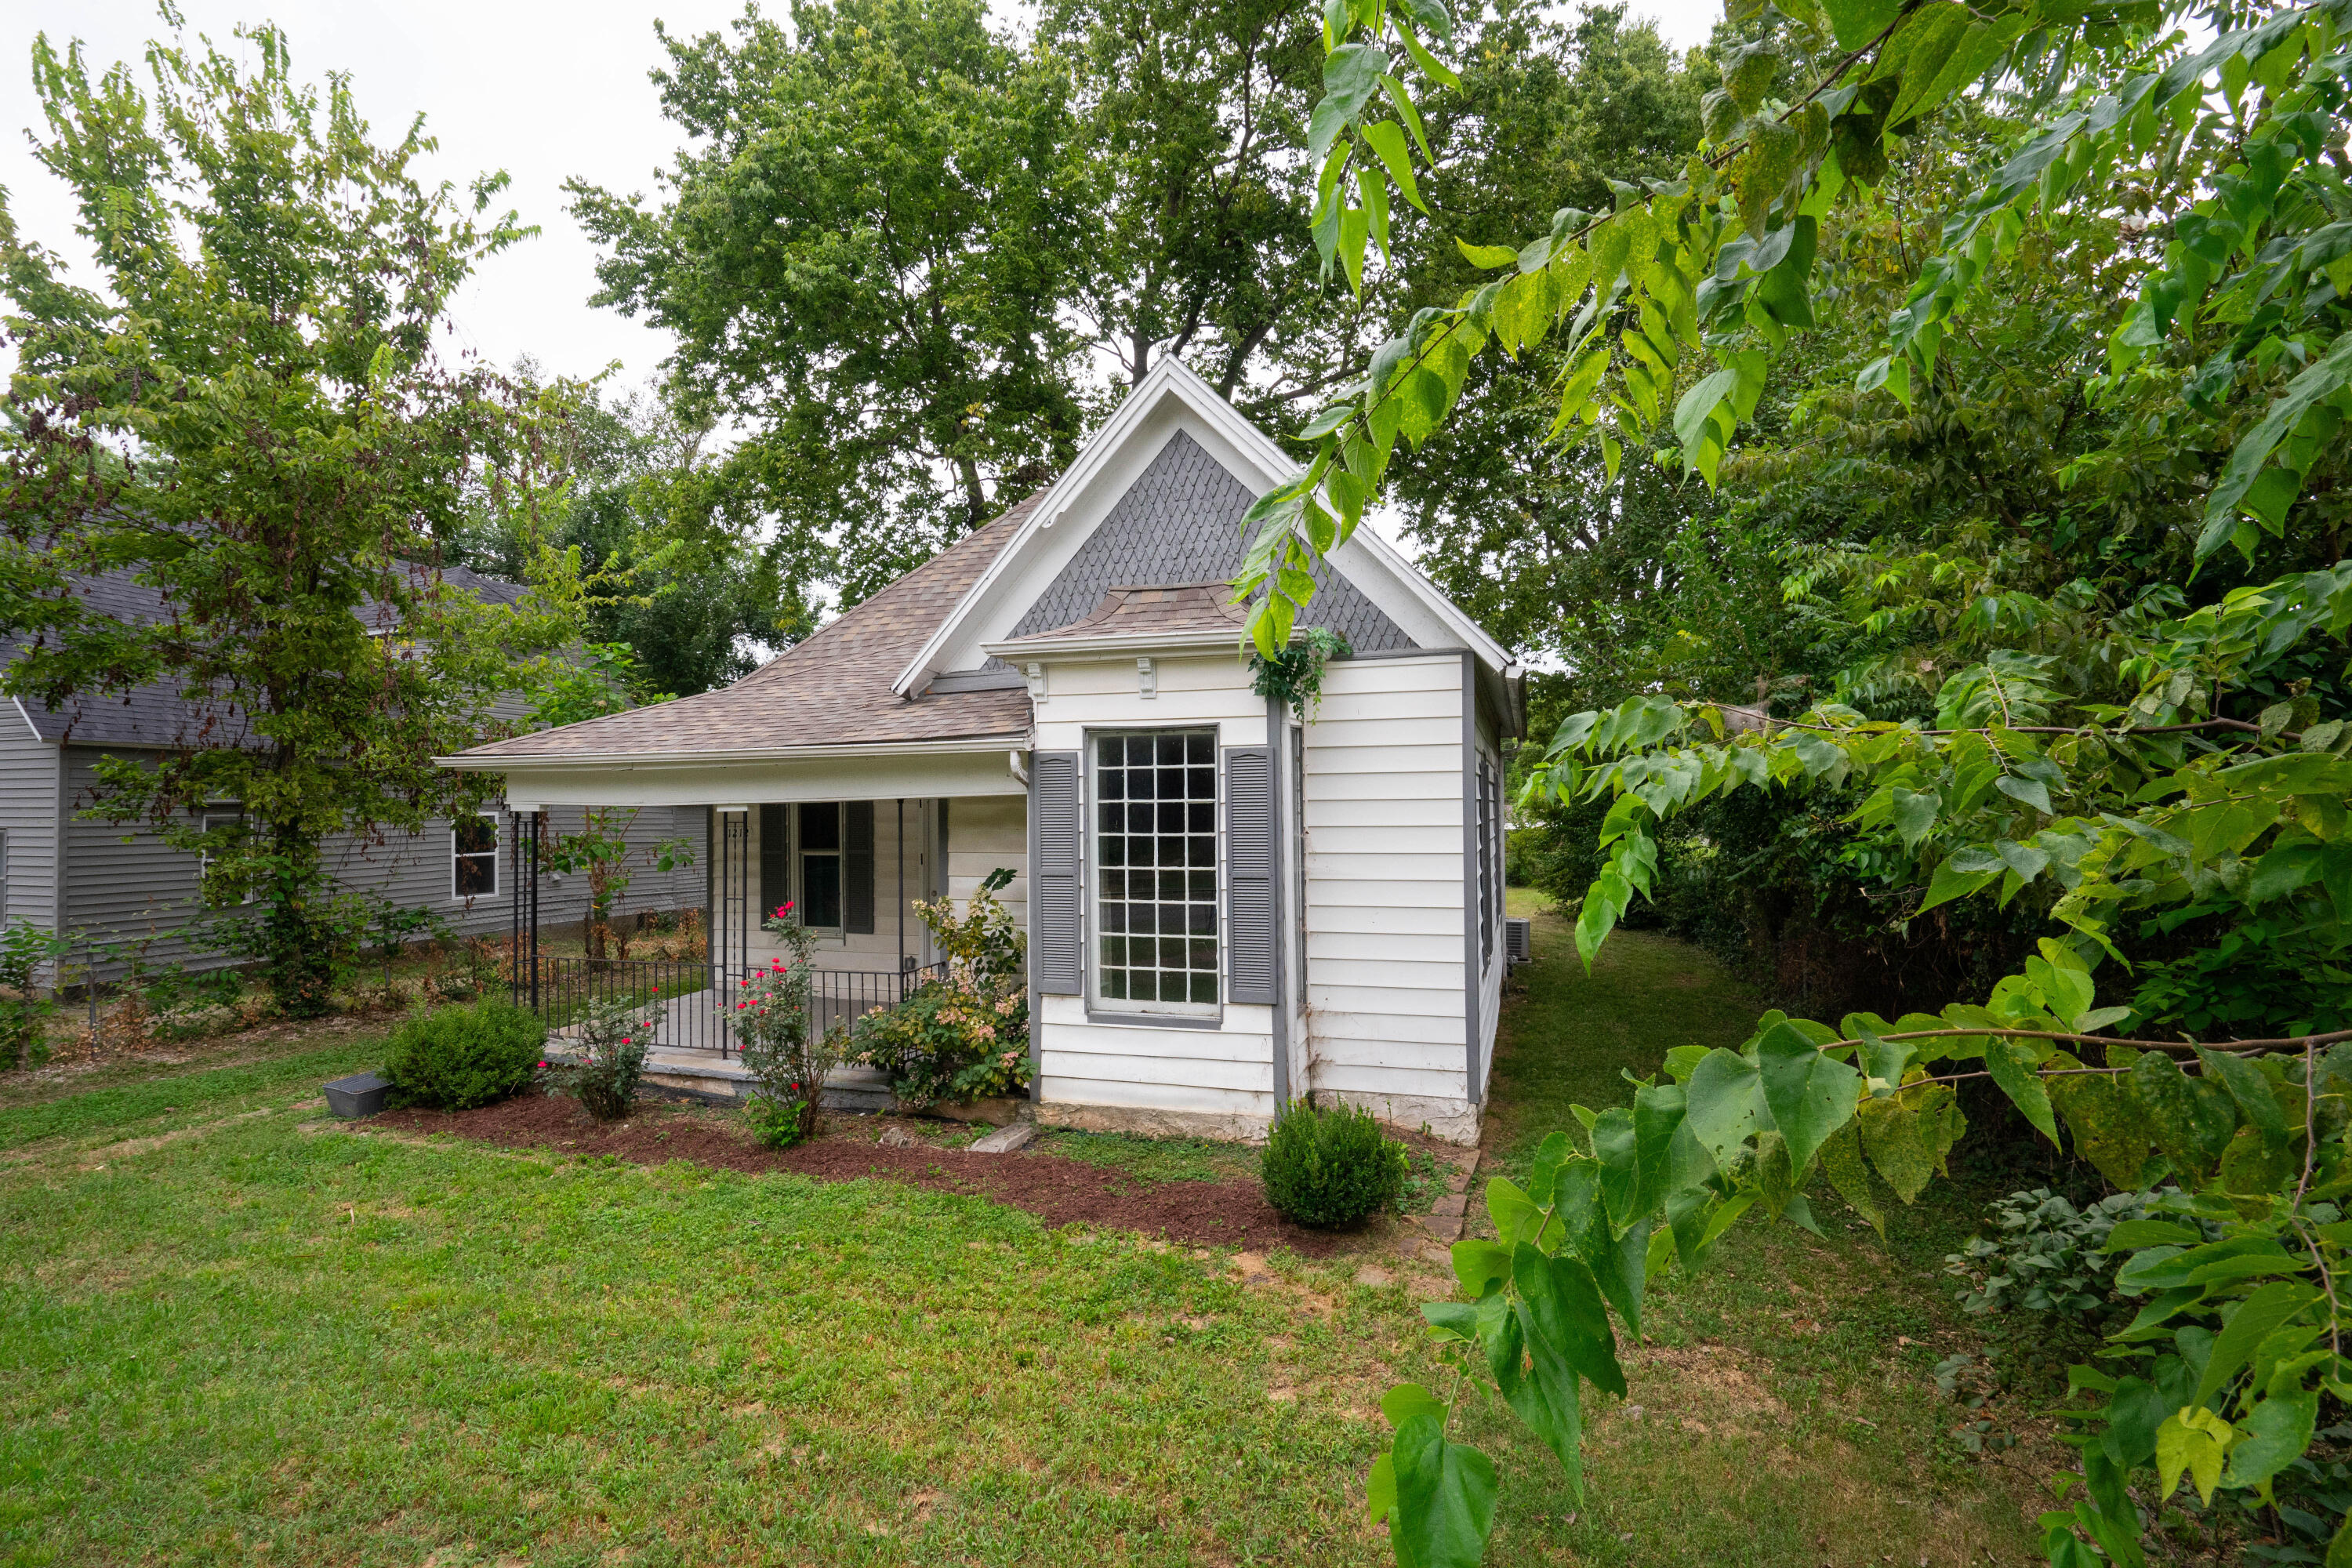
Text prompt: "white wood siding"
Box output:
[[1028, 652, 1275, 1121], [0, 711, 60, 931], [1036, 993, 1275, 1118], [1301, 654, 1472, 1120]]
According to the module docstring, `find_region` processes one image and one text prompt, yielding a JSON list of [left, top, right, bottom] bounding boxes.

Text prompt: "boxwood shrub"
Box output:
[[1261, 1100, 1407, 1227], [381, 1000, 546, 1111]]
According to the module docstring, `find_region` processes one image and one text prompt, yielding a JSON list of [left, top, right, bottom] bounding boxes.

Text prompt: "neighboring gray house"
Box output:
[[0, 563, 698, 976]]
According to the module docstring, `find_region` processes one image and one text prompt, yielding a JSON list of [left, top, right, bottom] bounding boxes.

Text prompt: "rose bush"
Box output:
[[736, 901, 837, 1148], [544, 992, 659, 1120]]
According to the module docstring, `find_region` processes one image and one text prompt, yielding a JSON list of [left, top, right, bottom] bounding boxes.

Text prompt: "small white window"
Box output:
[[1092, 728, 1220, 1014], [452, 814, 499, 900], [200, 804, 249, 906]]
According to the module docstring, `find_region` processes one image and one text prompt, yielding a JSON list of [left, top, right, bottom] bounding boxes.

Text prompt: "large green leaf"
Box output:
[[2196, 1280, 2321, 1410], [1985, 1036, 2060, 1144], [2126, 1051, 2238, 1177], [2226, 1384, 2319, 1490], [1755, 1021, 1861, 1176], [1822, 0, 1905, 49], [1495, 1299, 1587, 1494], [1513, 1242, 1626, 1397], [1389, 1414, 1498, 1568], [1683, 1047, 1762, 1170], [2201, 328, 2352, 557], [1308, 44, 1389, 162], [2198, 1046, 2288, 1146], [1857, 1079, 1965, 1201]]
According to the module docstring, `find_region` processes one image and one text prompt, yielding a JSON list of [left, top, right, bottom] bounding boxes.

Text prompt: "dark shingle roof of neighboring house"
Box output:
[[993, 583, 1247, 649], [455, 494, 1044, 762], [5, 561, 532, 749]]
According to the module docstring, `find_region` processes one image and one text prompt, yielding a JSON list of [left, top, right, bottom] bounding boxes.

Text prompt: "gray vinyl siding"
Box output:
[[0, 711, 60, 931], [55, 745, 700, 974]]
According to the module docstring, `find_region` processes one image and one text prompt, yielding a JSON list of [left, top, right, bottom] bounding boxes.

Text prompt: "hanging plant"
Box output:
[[1250, 626, 1352, 720]]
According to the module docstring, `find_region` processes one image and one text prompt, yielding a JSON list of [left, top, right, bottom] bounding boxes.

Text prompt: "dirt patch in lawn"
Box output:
[[372, 1095, 1358, 1256]]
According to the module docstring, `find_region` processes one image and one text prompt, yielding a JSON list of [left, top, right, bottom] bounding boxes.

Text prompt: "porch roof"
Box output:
[[446, 493, 1044, 769], [985, 582, 1247, 659]]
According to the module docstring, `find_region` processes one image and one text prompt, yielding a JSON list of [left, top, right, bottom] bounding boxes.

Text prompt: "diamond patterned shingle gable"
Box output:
[[1005, 430, 1413, 654]]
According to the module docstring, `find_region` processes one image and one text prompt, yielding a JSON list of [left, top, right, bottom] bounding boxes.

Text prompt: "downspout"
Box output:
[[1461, 652, 1482, 1105], [1022, 749, 1041, 1102], [1266, 694, 1291, 1114]]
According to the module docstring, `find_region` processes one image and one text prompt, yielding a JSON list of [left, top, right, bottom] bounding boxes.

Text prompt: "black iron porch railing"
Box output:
[[513, 956, 949, 1058]]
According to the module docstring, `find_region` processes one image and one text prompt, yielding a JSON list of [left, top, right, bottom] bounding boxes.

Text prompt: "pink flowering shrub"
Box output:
[[851, 873, 1030, 1107], [736, 901, 837, 1148], [546, 992, 662, 1120]]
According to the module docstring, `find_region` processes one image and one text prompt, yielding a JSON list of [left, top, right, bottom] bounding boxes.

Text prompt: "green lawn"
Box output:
[[0, 908, 2046, 1566]]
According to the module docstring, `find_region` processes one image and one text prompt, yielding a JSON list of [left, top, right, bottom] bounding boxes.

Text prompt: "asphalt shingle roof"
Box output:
[[6, 561, 531, 750], [455, 495, 1042, 762], [993, 583, 1248, 648]]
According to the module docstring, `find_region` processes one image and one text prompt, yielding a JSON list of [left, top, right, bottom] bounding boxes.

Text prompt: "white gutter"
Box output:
[[434, 732, 1033, 773], [981, 627, 1247, 660]]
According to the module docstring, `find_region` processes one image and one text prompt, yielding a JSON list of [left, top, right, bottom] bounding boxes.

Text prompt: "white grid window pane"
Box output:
[[1095, 730, 1219, 1009]]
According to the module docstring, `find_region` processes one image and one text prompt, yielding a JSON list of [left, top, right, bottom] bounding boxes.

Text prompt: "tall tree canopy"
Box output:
[[570, 0, 1087, 601], [573, 0, 1708, 604], [0, 20, 568, 1010]]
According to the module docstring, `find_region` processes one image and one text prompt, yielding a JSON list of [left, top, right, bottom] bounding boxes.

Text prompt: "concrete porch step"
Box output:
[[629, 1049, 895, 1112]]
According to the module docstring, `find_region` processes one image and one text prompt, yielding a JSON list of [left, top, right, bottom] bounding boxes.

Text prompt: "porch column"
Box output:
[[896, 797, 907, 994], [713, 805, 750, 1058]]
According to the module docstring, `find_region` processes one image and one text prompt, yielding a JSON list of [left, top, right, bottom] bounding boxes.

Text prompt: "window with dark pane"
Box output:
[[799, 801, 843, 927], [1093, 728, 1220, 1012], [452, 813, 499, 899]]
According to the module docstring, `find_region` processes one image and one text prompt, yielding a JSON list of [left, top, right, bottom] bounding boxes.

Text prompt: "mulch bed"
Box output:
[[373, 1094, 1356, 1256]]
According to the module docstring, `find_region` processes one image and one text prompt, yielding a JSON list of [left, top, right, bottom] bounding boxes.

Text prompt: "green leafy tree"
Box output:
[[1228, 0, 2352, 1557], [454, 377, 811, 696], [0, 19, 569, 1014], [530, 644, 693, 964], [568, 0, 1089, 601]]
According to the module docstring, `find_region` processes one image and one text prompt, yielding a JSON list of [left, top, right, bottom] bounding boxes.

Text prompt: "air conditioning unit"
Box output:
[[1505, 916, 1533, 967]]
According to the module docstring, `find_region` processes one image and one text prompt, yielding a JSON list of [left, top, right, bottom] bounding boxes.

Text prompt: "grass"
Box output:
[[1461, 891, 2049, 1566], [0, 900, 2057, 1566], [1032, 1127, 1262, 1185]]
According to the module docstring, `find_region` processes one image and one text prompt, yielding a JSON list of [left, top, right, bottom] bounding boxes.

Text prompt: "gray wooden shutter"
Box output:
[[1225, 744, 1277, 1004], [1032, 751, 1083, 995], [844, 800, 876, 934], [758, 804, 789, 923]]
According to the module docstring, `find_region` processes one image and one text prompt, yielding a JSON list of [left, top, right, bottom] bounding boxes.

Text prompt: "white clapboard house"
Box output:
[[446, 361, 1524, 1143]]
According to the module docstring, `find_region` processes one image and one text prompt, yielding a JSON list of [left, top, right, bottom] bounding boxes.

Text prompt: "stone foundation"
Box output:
[[1308, 1088, 1482, 1147], [1035, 1100, 1273, 1145]]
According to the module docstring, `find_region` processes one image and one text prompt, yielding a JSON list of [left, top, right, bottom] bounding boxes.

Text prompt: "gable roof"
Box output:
[[997, 430, 1408, 657], [5, 561, 531, 750], [893, 357, 1510, 695], [451, 495, 1041, 765]]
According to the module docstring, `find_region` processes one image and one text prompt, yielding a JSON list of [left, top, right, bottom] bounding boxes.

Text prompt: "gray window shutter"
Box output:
[[1225, 745, 1276, 1004], [844, 800, 876, 934], [759, 804, 789, 923], [1032, 751, 1083, 995]]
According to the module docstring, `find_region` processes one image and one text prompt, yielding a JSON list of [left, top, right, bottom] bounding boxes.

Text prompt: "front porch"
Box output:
[[502, 783, 1030, 1109]]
